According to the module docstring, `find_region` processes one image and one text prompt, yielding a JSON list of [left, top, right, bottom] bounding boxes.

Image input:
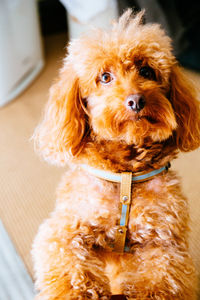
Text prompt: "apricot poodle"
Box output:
[[32, 10, 200, 299]]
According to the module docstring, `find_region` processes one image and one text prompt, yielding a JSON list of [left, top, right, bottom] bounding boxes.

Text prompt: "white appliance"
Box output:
[[60, 0, 118, 40], [0, 0, 44, 107]]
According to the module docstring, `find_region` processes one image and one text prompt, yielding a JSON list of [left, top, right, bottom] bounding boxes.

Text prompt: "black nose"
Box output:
[[125, 94, 146, 112]]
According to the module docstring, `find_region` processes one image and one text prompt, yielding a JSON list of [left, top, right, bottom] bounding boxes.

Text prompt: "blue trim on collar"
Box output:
[[81, 163, 170, 183], [120, 204, 128, 226], [132, 166, 167, 181]]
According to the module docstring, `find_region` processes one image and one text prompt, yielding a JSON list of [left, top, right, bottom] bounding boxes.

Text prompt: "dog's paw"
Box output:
[[71, 289, 111, 300]]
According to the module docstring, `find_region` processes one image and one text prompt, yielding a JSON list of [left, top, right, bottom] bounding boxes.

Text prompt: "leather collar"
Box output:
[[81, 162, 170, 183]]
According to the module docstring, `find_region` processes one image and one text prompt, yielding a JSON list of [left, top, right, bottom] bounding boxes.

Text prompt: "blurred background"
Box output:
[[0, 0, 200, 299]]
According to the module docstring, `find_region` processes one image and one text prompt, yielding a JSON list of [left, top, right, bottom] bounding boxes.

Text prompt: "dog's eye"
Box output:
[[100, 72, 113, 84], [139, 66, 156, 80]]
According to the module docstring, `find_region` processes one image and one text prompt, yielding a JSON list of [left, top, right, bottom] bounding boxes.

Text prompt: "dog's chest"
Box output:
[[62, 171, 166, 227], [58, 170, 177, 247], [83, 174, 172, 251]]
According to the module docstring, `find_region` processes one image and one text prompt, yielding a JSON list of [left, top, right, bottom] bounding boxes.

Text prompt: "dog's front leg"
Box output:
[[120, 243, 196, 300], [32, 216, 111, 300], [68, 231, 112, 300], [118, 183, 197, 299]]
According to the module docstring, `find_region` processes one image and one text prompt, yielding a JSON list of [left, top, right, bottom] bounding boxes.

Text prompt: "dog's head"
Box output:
[[34, 10, 200, 166]]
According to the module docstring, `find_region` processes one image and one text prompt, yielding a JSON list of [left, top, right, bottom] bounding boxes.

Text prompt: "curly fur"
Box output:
[[32, 10, 200, 299]]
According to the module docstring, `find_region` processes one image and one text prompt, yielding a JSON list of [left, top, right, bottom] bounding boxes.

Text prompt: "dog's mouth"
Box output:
[[142, 116, 158, 124], [122, 109, 160, 126], [136, 115, 158, 124]]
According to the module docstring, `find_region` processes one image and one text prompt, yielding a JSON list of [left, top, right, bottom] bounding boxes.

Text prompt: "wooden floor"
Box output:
[[0, 33, 200, 297]]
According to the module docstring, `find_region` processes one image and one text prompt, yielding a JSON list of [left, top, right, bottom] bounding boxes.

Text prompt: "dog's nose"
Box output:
[[125, 94, 146, 112]]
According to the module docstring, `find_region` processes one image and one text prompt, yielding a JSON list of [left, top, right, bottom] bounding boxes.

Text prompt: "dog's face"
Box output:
[[77, 31, 176, 146], [34, 10, 200, 165]]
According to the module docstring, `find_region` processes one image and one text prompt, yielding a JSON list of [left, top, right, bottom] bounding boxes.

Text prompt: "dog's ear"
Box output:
[[33, 62, 87, 165], [170, 65, 200, 151]]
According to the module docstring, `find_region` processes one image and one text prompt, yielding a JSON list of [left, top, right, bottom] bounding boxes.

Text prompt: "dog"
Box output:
[[32, 10, 200, 299]]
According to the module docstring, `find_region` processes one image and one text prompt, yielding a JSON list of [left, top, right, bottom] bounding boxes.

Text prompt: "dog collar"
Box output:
[[81, 162, 170, 253], [81, 163, 170, 184]]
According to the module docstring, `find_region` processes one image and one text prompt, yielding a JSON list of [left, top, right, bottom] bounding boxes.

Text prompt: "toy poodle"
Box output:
[[32, 10, 200, 299]]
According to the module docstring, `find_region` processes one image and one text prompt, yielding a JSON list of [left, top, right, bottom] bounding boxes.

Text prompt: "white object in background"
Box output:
[[0, 220, 35, 299], [60, 0, 118, 39], [0, 0, 44, 107]]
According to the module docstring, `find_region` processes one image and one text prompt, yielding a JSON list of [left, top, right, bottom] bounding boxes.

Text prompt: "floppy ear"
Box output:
[[33, 62, 87, 165], [170, 65, 200, 151]]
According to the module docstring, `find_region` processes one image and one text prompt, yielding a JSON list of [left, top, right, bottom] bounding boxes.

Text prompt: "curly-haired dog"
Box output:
[[32, 10, 200, 299]]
